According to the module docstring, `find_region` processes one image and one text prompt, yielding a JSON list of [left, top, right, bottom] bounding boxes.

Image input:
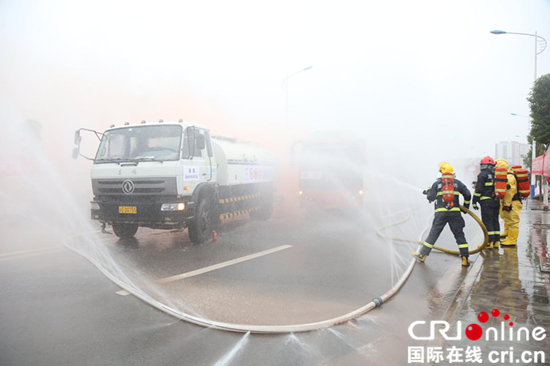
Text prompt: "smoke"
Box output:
[[0, 1, 547, 364]]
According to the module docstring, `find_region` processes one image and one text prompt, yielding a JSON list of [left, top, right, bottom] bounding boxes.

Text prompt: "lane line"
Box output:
[[116, 290, 130, 296], [0, 246, 63, 258], [0, 248, 66, 262], [157, 245, 293, 284]]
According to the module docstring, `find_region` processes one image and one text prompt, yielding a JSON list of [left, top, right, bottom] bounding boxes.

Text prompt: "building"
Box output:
[[495, 141, 530, 167]]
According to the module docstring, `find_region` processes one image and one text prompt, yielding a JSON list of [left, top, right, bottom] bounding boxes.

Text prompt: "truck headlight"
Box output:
[[91, 202, 100, 210], [161, 203, 185, 211]]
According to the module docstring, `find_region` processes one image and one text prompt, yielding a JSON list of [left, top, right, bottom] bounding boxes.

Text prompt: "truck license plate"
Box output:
[[119, 206, 137, 214]]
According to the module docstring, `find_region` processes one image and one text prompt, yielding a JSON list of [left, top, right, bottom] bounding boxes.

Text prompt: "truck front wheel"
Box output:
[[188, 199, 214, 244], [112, 223, 139, 239]]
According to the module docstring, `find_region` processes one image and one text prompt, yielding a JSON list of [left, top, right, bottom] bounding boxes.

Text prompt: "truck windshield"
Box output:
[[301, 142, 362, 164], [95, 125, 182, 163], [299, 142, 363, 190]]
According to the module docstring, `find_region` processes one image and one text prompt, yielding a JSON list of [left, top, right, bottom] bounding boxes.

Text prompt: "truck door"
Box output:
[[203, 130, 215, 181], [182, 127, 213, 183]]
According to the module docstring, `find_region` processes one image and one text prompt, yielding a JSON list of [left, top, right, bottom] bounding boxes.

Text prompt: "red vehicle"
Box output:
[[291, 132, 366, 211]]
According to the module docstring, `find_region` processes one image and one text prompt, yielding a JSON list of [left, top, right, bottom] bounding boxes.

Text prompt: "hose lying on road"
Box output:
[[377, 205, 489, 255], [66, 230, 417, 334], [65, 205, 487, 334]]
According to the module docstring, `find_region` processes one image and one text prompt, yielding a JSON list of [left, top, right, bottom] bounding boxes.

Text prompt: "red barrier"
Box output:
[[533, 155, 545, 176], [532, 146, 550, 176]]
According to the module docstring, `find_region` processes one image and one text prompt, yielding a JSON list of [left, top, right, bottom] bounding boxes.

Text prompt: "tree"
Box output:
[[524, 74, 550, 167], [523, 136, 547, 168]]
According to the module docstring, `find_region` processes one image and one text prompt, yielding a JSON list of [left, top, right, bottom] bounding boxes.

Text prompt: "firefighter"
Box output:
[[413, 163, 472, 267], [472, 156, 500, 249], [496, 158, 522, 247]]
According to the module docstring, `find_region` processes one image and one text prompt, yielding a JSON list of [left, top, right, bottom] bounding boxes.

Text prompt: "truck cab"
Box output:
[[75, 120, 276, 243], [291, 132, 366, 211]]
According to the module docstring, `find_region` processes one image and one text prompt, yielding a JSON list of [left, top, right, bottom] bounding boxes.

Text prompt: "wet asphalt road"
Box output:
[[0, 208, 484, 366]]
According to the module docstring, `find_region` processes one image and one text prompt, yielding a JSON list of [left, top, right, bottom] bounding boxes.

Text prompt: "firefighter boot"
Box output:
[[493, 240, 500, 249], [501, 230, 519, 247], [478, 241, 492, 250], [461, 256, 470, 267], [500, 223, 509, 239], [412, 252, 427, 263]]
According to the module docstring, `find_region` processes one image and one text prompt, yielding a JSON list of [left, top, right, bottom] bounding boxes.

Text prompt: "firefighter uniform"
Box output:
[[473, 161, 500, 248], [496, 159, 522, 247], [412, 164, 472, 267]]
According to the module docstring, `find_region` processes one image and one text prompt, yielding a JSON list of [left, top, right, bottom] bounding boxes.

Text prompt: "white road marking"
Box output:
[[116, 290, 130, 296], [0, 247, 65, 262], [0, 246, 62, 258], [157, 245, 293, 284]]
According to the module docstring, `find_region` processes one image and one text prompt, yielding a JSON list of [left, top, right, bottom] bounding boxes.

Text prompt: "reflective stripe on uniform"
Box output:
[[457, 244, 469, 248], [437, 191, 460, 196], [423, 242, 434, 248], [488, 231, 500, 235], [480, 196, 493, 200], [484, 182, 494, 186], [435, 207, 461, 212], [464, 200, 471, 204], [474, 193, 481, 197]]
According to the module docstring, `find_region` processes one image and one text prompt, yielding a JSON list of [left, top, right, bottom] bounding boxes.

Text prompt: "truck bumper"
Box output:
[[90, 199, 194, 229]]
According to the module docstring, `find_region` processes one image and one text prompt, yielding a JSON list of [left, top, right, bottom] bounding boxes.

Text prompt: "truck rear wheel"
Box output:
[[112, 223, 138, 239], [188, 199, 215, 244]]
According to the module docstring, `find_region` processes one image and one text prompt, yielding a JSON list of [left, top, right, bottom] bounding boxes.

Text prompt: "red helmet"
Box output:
[[480, 156, 495, 165]]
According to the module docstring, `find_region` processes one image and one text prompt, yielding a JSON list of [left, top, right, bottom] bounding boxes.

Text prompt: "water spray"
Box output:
[[64, 206, 424, 334], [377, 205, 489, 256], [65, 197, 487, 334]]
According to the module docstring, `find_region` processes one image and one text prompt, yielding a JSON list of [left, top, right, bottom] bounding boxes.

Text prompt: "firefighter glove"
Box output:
[[473, 203, 479, 210], [502, 205, 512, 212], [422, 188, 430, 195]]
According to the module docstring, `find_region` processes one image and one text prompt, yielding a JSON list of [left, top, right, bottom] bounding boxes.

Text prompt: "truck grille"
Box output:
[[92, 177, 177, 197]]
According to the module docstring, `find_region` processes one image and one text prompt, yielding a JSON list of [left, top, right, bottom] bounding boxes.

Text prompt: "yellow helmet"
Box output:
[[438, 161, 449, 172], [440, 163, 455, 174], [495, 158, 509, 170]]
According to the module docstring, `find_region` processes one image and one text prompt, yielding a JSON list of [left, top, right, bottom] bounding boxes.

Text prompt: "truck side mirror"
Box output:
[[289, 140, 302, 165], [72, 127, 100, 161], [74, 130, 82, 145], [72, 147, 80, 160]]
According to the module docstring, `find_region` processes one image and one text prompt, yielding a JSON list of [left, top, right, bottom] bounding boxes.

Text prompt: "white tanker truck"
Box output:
[[73, 120, 277, 243]]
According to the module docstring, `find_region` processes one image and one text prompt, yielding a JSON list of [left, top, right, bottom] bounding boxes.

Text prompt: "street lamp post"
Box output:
[[491, 30, 547, 201], [282, 66, 313, 125]]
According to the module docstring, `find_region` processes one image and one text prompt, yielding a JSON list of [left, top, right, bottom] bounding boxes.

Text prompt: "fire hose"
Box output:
[[66, 206, 488, 334], [376, 205, 489, 256]]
